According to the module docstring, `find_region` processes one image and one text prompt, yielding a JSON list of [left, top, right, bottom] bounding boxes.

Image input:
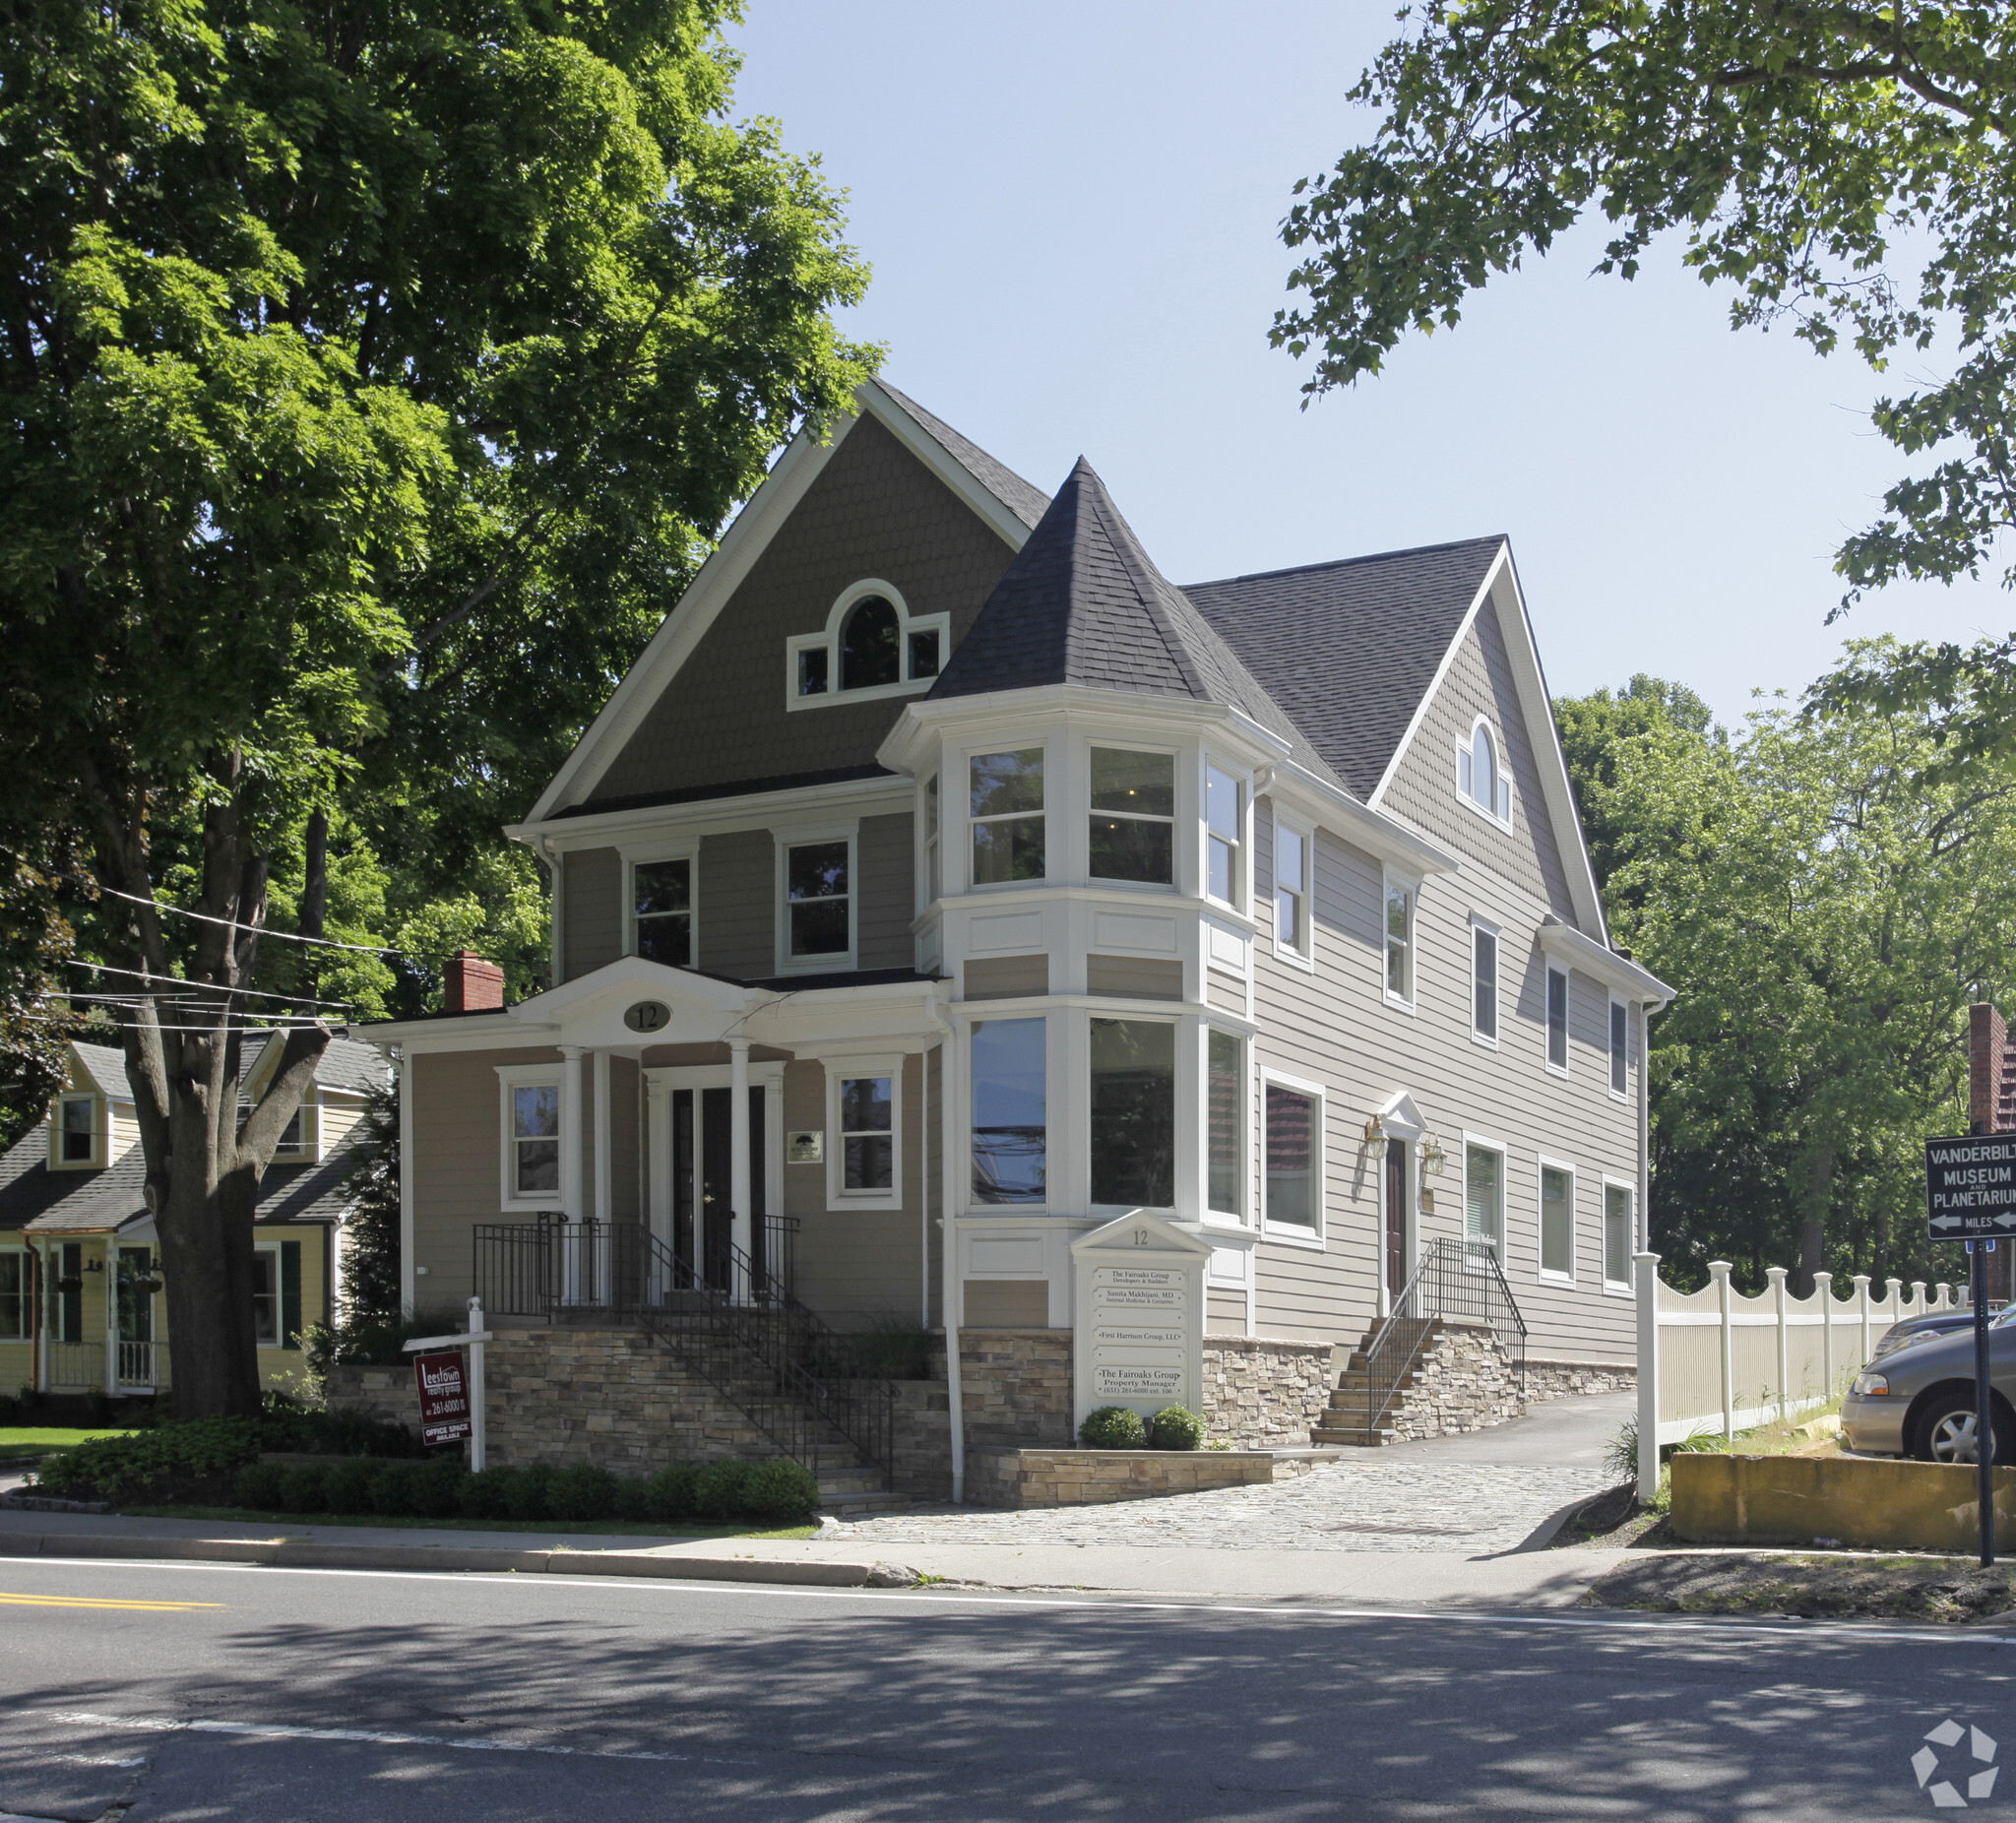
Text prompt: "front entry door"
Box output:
[[1384, 1146, 1409, 1307], [669, 1086, 766, 1294]]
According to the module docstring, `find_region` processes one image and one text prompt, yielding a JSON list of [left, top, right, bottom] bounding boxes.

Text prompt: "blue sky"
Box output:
[[728, 1, 2012, 729]]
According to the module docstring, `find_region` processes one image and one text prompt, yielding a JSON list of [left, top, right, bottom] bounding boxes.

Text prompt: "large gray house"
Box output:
[[362, 381, 1669, 1497]]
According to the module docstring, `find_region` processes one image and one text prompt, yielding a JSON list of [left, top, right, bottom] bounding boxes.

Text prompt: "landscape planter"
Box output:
[[966, 1446, 1310, 1509], [1670, 1452, 2016, 1552]]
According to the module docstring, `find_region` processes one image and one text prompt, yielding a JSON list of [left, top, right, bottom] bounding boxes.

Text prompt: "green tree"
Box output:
[[1562, 647, 2016, 1293], [1275, 3, 2016, 619], [0, 0, 874, 1415]]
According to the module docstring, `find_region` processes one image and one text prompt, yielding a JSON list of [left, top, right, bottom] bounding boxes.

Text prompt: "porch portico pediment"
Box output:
[[508, 956, 748, 1050]]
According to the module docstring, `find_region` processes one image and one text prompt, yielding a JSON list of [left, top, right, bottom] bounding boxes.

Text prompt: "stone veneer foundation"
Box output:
[[1381, 1316, 1525, 1442], [1521, 1358, 1636, 1402], [967, 1446, 1322, 1509], [1200, 1336, 1336, 1447]]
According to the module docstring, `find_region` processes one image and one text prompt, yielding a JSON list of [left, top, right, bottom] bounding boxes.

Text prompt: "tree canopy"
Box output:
[[1276, 2, 2016, 618], [0, 0, 875, 1413]]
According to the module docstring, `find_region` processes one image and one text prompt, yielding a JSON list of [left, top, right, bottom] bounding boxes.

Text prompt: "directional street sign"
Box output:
[[1926, 1133, 2016, 1239]]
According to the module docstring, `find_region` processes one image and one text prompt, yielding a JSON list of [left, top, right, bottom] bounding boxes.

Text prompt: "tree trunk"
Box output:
[[1791, 1147, 1835, 1298]]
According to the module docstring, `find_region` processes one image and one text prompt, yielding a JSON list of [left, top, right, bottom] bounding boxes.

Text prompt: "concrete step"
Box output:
[[1310, 1421, 1397, 1448], [821, 1489, 912, 1518], [816, 1470, 889, 1497]]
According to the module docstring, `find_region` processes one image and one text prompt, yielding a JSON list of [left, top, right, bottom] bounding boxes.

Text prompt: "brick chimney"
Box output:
[[444, 951, 505, 1014], [1971, 1002, 2008, 1135]]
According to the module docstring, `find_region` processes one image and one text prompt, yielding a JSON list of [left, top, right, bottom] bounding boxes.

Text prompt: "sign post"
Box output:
[[402, 1296, 493, 1471], [1924, 1134, 2016, 1568]]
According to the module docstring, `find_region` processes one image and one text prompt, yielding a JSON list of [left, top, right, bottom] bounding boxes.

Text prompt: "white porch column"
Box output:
[[729, 1037, 751, 1300], [103, 1242, 117, 1392], [593, 1048, 612, 1226], [560, 1045, 585, 1222], [646, 1077, 671, 1254]]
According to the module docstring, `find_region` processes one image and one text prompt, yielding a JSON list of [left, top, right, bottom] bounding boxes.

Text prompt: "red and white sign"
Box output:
[[413, 1349, 472, 1446]]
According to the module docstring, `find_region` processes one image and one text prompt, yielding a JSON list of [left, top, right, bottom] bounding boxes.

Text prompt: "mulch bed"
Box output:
[[1587, 1552, 2016, 1622]]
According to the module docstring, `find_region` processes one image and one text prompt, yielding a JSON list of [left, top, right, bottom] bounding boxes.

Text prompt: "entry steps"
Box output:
[[1310, 1316, 1438, 1447]]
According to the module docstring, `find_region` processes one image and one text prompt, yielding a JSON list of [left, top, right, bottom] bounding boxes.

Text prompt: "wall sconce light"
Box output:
[[84, 1258, 104, 1275], [1420, 1133, 1447, 1176], [1362, 1114, 1389, 1163]]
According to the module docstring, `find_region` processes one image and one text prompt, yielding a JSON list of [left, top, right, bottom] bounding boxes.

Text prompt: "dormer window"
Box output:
[[57, 1095, 96, 1165], [787, 582, 947, 708], [1457, 720, 1513, 824]]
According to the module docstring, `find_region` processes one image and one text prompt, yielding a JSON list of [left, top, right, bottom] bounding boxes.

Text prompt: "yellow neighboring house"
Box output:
[[0, 1033, 387, 1402]]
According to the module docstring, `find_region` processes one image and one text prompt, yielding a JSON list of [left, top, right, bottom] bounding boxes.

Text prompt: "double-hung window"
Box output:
[[1609, 998, 1629, 1098], [1207, 1031, 1243, 1220], [57, 1095, 94, 1164], [1089, 748, 1174, 885], [251, 1249, 281, 1346], [1206, 766, 1243, 907], [509, 1083, 560, 1200], [1472, 924, 1498, 1042], [0, 1251, 26, 1341], [971, 1018, 1046, 1205], [971, 749, 1045, 884], [786, 841, 850, 960], [1089, 1019, 1175, 1207], [634, 858, 693, 968], [1540, 1162, 1574, 1279], [837, 1073, 894, 1196], [1263, 1076, 1322, 1234], [1546, 967, 1570, 1073], [1466, 1142, 1505, 1258], [1275, 818, 1310, 960], [1604, 1184, 1635, 1289], [1384, 880, 1415, 1005]]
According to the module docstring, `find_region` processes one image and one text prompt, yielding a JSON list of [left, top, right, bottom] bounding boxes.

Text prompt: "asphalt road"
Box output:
[[1, 1555, 2009, 1821]]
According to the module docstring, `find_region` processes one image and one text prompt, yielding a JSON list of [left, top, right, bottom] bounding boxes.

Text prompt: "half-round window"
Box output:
[[840, 596, 901, 691]]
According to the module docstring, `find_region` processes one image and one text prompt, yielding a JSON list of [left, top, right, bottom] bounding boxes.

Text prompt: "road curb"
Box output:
[[0, 1532, 878, 1587]]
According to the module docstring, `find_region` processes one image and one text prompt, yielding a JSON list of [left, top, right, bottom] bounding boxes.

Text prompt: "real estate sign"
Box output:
[[412, 1348, 473, 1446], [1924, 1133, 2016, 1239]]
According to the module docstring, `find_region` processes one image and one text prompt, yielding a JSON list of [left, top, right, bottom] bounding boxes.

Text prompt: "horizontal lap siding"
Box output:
[[562, 849, 622, 980], [699, 830, 775, 978]]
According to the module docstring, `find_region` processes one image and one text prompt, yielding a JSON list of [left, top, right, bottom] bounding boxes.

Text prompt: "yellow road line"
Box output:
[[0, 1592, 222, 1611]]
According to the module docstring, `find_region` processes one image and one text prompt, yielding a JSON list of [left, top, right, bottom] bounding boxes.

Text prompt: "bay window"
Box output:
[[971, 748, 1045, 884], [1089, 747, 1174, 885], [1089, 1019, 1175, 1207], [1205, 765, 1242, 907], [1207, 1031, 1243, 1219], [971, 1017, 1046, 1204]]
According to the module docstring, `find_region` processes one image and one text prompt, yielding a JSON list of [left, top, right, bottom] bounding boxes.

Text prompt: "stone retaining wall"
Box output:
[[1387, 1317, 1523, 1441], [322, 1362, 421, 1430], [1201, 1336, 1335, 1448], [1522, 1358, 1636, 1402], [968, 1446, 1296, 1509], [959, 1329, 1074, 1448]]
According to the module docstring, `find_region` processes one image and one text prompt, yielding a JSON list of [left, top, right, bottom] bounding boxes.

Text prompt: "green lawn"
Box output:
[[115, 1504, 817, 1540], [0, 1426, 139, 1457]]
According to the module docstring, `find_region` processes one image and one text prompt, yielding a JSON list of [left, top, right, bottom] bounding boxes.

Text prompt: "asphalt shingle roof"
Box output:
[[1182, 536, 1505, 800], [72, 1041, 129, 1102], [874, 382, 1051, 531]]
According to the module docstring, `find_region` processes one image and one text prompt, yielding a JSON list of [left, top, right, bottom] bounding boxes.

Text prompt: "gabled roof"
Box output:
[[238, 1030, 388, 1101], [927, 459, 1348, 790], [72, 1041, 131, 1102], [873, 381, 1049, 532], [1183, 536, 1505, 801]]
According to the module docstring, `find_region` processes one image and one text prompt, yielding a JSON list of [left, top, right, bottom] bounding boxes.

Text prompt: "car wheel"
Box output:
[[1913, 1391, 2012, 1464]]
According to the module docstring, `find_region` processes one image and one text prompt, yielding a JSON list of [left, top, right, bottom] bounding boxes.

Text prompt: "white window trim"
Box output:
[[1544, 964, 1571, 1078], [272, 1096, 321, 1163], [1455, 716, 1515, 830], [1259, 1065, 1326, 1248], [917, 772, 940, 915], [774, 821, 860, 975], [966, 1011, 1050, 1216], [1601, 1175, 1637, 1295], [822, 1053, 904, 1211], [495, 1063, 564, 1212], [966, 742, 1048, 894], [50, 1092, 103, 1171], [0, 1243, 29, 1343], [1607, 992, 1632, 1102], [1470, 915, 1501, 1049], [1086, 1009, 1185, 1216], [1086, 736, 1181, 893], [785, 580, 948, 712], [252, 1240, 284, 1350], [622, 842, 700, 971], [1203, 751, 1251, 915], [1462, 1131, 1509, 1263], [1381, 868, 1418, 1014], [1536, 1154, 1577, 1287], [1271, 806, 1315, 971], [1203, 1026, 1250, 1227]]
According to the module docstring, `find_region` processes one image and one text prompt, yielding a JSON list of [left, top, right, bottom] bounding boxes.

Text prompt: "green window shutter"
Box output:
[[61, 1241, 83, 1344], [281, 1240, 302, 1351]]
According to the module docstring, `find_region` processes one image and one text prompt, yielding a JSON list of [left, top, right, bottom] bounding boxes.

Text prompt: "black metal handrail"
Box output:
[[1352, 1236, 1529, 1438], [472, 1217, 890, 1482]]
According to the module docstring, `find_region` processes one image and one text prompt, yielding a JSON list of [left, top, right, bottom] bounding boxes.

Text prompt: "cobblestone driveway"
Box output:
[[836, 1460, 1613, 1555]]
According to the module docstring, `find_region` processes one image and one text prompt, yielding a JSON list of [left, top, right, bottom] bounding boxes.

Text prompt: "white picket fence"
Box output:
[[1632, 1251, 1964, 1499]]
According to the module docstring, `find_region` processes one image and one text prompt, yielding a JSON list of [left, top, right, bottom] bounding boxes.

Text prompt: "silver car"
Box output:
[[1842, 1310, 2016, 1461], [1870, 1301, 2013, 1360]]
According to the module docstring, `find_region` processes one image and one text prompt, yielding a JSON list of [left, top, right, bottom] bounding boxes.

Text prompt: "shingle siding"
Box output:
[[563, 849, 622, 979], [856, 813, 915, 973], [697, 830, 776, 979]]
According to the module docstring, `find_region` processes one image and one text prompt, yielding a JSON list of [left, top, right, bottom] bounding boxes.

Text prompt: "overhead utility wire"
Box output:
[[64, 960, 358, 1012]]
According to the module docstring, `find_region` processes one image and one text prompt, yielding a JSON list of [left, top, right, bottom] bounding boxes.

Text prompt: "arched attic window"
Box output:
[[841, 596, 901, 690], [787, 582, 949, 707], [1457, 720, 1513, 824]]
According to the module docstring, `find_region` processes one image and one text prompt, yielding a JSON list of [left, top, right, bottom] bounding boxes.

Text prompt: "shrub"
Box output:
[[742, 1460, 819, 1522], [368, 1462, 425, 1516], [1078, 1406, 1146, 1450], [411, 1458, 468, 1518], [34, 1416, 264, 1501], [643, 1462, 699, 1523], [233, 1461, 285, 1510], [694, 1460, 755, 1519], [506, 1463, 554, 1521], [461, 1467, 518, 1520], [612, 1477, 651, 1521], [322, 1459, 379, 1516], [547, 1464, 617, 1523], [1149, 1407, 1204, 1452], [279, 1464, 331, 1514]]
